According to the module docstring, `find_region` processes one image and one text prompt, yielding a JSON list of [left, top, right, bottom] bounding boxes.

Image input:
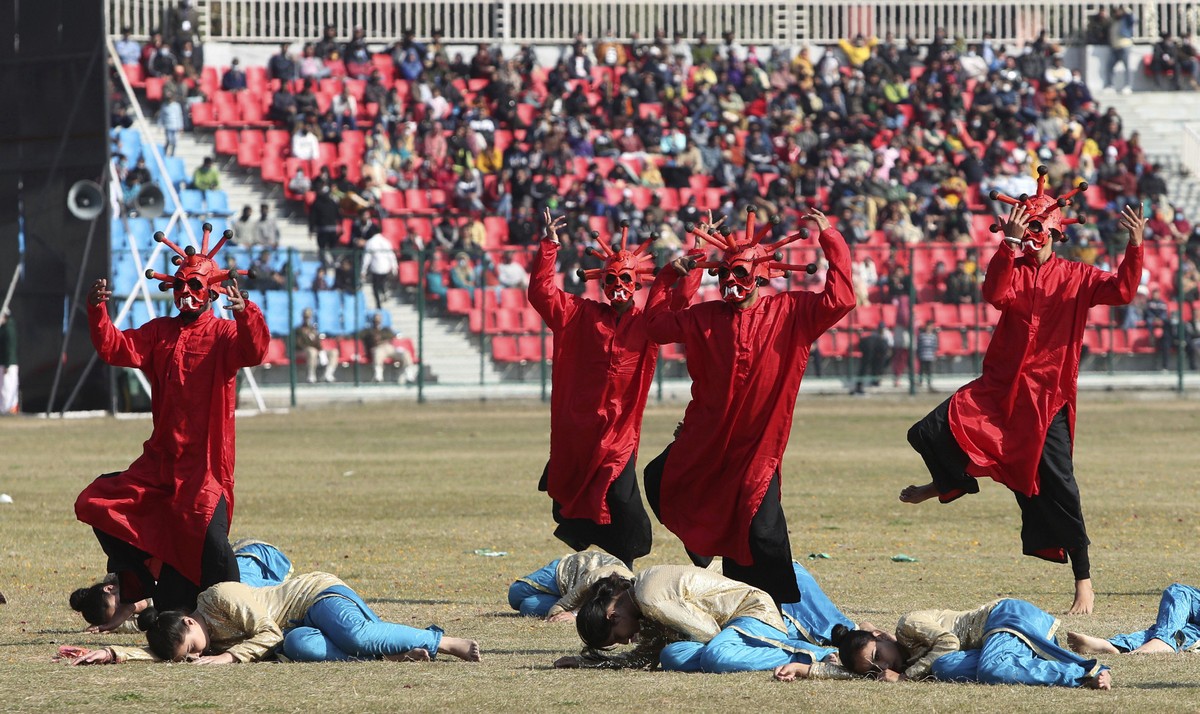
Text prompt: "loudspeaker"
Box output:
[[67, 180, 105, 220], [0, 0, 111, 413], [134, 184, 166, 219]]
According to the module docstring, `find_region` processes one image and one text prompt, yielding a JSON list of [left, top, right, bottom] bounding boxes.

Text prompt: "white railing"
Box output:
[[1182, 124, 1200, 183], [108, 0, 1200, 46]]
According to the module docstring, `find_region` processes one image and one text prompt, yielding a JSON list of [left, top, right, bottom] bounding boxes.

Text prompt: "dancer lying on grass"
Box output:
[[1069, 583, 1200, 655], [508, 551, 632, 621], [554, 562, 853, 673], [71, 539, 294, 633], [774, 598, 1111, 689], [66, 571, 480, 665]]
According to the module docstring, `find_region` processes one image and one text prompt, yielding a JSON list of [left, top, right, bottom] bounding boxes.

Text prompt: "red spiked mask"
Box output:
[[145, 223, 249, 315], [688, 206, 817, 307], [988, 166, 1088, 254], [576, 221, 655, 306]]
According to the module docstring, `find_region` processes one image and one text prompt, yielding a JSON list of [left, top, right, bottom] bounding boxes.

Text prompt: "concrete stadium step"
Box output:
[[378, 295, 504, 384]]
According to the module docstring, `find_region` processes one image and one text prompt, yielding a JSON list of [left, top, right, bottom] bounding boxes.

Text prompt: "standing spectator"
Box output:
[[159, 96, 184, 157], [308, 185, 341, 266], [359, 313, 417, 383], [349, 207, 382, 247], [360, 229, 399, 309], [233, 205, 255, 242], [294, 308, 338, 383], [191, 157, 220, 191], [1106, 6, 1135, 94], [916, 321, 939, 391], [255, 204, 280, 249], [0, 308, 17, 414], [268, 43, 297, 82], [115, 28, 141, 67], [221, 58, 247, 92], [163, 0, 202, 54]]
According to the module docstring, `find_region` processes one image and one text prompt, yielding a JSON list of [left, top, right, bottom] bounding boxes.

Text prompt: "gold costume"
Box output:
[[895, 599, 1002, 679]]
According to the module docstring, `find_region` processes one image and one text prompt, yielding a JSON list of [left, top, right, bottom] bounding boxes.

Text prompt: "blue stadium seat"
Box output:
[[180, 189, 206, 215], [263, 290, 292, 335], [165, 157, 188, 186], [205, 190, 235, 217], [316, 291, 343, 334]]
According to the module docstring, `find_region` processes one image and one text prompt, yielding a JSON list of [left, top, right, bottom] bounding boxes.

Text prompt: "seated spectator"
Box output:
[[359, 313, 417, 383], [255, 203, 281, 249], [298, 43, 330, 80], [269, 84, 299, 126], [287, 168, 312, 197], [191, 157, 220, 191], [221, 58, 247, 91], [317, 109, 343, 144], [248, 250, 288, 290], [495, 252, 529, 289], [290, 123, 320, 161], [115, 28, 141, 67], [294, 308, 338, 383], [268, 43, 297, 82], [331, 86, 358, 130], [943, 261, 979, 304], [349, 207, 382, 248], [232, 205, 255, 242]]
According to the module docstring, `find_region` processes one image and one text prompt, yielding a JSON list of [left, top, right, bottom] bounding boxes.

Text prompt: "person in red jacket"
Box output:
[[900, 185, 1146, 616], [528, 209, 700, 568], [642, 206, 854, 605], [77, 225, 270, 629]]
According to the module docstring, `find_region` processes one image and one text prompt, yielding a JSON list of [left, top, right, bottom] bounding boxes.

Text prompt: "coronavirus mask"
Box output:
[[988, 166, 1088, 254], [576, 221, 655, 306], [688, 206, 817, 307], [145, 223, 250, 315]]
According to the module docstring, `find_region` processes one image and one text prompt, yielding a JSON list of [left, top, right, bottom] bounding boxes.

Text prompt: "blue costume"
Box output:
[[508, 559, 562, 617], [508, 552, 631, 618], [916, 599, 1106, 686], [1108, 583, 1200, 653], [659, 561, 854, 673], [282, 584, 445, 662], [232, 539, 293, 588]]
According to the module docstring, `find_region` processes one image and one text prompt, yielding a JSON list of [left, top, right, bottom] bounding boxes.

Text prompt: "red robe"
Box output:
[[949, 241, 1143, 496], [76, 302, 270, 584], [644, 228, 854, 565], [528, 239, 699, 523]]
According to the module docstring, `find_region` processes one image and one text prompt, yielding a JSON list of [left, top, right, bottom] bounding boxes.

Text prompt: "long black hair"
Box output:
[[136, 608, 191, 661], [69, 573, 118, 626], [575, 572, 634, 650], [830, 623, 876, 675]]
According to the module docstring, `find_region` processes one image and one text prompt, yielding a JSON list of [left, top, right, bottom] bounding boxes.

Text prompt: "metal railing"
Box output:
[[108, 0, 1200, 45]]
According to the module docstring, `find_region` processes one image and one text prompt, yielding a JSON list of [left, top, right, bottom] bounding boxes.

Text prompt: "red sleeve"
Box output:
[[981, 243, 1018, 309], [794, 227, 855, 339], [527, 239, 580, 331], [233, 301, 270, 367], [1087, 241, 1143, 307], [645, 268, 690, 344], [88, 302, 154, 369], [668, 263, 703, 310]]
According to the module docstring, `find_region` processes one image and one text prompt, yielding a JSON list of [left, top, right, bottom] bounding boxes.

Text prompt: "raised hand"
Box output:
[[670, 254, 695, 276], [225, 277, 248, 313], [1118, 203, 1147, 247], [542, 208, 567, 244], [88, 278, 112, 307], [802, 207, 831, 233], [998, 203, 1030, 243]]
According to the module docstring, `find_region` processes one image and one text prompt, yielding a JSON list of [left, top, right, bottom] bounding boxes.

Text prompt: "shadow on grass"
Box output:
[[366, 598, 457, 605], [1128, 682, 1200, 690]]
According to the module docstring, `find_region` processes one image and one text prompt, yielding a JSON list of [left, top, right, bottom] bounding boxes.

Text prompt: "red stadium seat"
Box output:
[[446, 289, 472, 316]]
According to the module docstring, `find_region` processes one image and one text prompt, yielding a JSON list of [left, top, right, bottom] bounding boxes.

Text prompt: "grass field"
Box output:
[[2, 394, 1199, 712]]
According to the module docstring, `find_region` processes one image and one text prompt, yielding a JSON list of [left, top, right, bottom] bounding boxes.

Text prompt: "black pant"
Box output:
[[908, 400, 1089, 572], [539, 456, 652, 569], [93, 493, 238, 612], [369, 272, 390, 310], [644, 444, 801, 605]]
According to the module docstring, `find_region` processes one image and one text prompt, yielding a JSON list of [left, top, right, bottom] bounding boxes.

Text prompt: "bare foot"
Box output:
[[899, 483, 938, 504], [385, 648, 431, 662], [1067, 631, 1118, 655], [438, 637, 482, 662], [1067, 579, 1095, 615], [1130, 637, 1175, 654], [1083, 669, 1112, 690]]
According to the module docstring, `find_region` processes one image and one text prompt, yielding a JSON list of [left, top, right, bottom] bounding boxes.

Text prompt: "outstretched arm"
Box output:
[[981, 203, 1028, 309], [1089, 203, 1145, 307], [527, 210, 579, 331], [227, 278, 270, 368], [87, 279, 154, 369], [795, 209, 855, 339]]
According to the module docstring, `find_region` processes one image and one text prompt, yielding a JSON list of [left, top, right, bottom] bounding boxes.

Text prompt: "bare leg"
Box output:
[[1083, 669, 1112, 690], [1130, 638, 1175, 654], [384, 648, 431, 662], [1067, 578, 1094, 615], [899, 482, 939, 504], [1067, 631, 1118, 655], [437, 637, 482, 662]]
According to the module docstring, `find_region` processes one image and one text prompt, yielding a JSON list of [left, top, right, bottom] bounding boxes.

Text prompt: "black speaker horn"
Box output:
[[134, 184, 165, 219]]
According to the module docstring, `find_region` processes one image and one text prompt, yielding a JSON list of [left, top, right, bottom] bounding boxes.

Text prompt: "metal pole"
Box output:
[[287, 248, 296, 408], [478, 252, 486, 388], [907, 245, 917, 396], [1177, 241, 1186, 394], [417, 244, 426, 404], [352, 248, 361, 386]]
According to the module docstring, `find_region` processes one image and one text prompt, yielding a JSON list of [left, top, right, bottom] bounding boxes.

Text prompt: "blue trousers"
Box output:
[[1109, 583, 1200, 652], [507, 559, 561, 617], [282, 585, 444, 662], [660, 561, 851, 673], [932, 599, 1104, 686], [234, 542, 293, 588]]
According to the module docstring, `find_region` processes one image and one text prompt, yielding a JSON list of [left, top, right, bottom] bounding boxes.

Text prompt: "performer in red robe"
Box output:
[[528, 210, 699, 567], [900, 176, 1146, 615], [642, 207, 854, 604], [76, 226, 269, 627]]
